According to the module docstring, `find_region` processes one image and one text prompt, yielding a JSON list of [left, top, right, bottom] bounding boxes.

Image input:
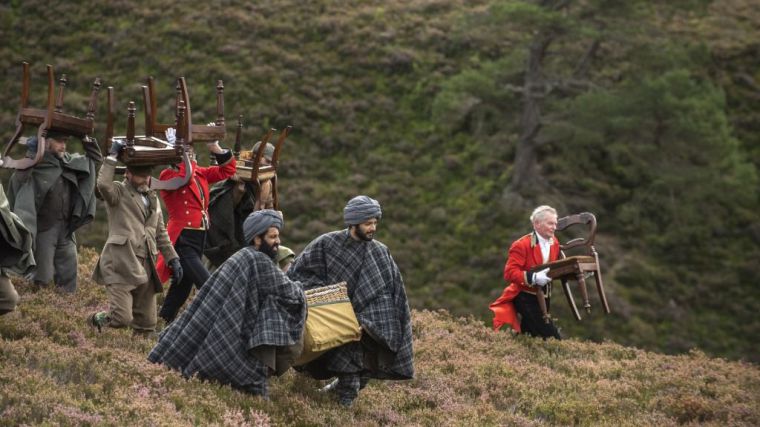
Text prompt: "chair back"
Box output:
[[557, 212, 597, 253]]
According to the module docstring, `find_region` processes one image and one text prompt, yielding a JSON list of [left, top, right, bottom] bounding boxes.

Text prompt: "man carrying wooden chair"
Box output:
[[489, 205, 562, 339], [6, 132, 101, 293], [89, 140, 182, 336]]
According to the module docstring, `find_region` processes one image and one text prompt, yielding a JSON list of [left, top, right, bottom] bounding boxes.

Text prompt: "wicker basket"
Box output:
[[294, 282, 361, 366]]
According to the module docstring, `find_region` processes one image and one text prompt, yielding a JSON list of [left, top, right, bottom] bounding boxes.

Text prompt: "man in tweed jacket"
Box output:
[[148, 210, 305, 397], [90, 142, 181, 335], [287, 195, 414, 407]]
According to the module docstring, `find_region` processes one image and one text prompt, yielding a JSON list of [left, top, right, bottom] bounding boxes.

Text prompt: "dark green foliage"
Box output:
[[0, 0, 758, 362]]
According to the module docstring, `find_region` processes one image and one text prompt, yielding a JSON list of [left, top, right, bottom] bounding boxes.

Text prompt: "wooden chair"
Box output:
[[2, 62, 101, 170], [103, 86, 192, 191], [144, 76, 226, 144], [532, 212, 611, 321], [233, 116, 292, 210]]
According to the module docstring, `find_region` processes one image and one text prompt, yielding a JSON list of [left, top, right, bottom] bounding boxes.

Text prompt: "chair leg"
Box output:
[[576, 271, 591, 314], [593, 252, 611, 314], [535, 286, 550, 324], [593, 268, 611, 314], [562, 279, 581, 321]]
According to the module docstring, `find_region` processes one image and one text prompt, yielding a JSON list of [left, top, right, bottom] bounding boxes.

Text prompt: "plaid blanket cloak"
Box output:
[[287, 229, 414, 380], [148, 247, 305, 394]]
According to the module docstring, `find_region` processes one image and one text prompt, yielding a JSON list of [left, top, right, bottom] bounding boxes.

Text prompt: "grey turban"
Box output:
[[243, 209, 283, 244], [252, 141, 275, 161], [343, 195, 382, 226]]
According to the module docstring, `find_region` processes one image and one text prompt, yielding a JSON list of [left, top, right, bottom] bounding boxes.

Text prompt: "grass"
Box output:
[[1, 248, 759, 426]]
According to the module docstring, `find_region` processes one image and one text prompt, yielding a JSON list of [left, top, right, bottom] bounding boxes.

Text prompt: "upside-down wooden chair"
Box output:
[[144, 76, 226, 143], [102, 85, 192, 191], [531, 212, 611, 322], [104, 75, 227, 190], [233, 116, 292, 210], [1, 62, 101, 170]]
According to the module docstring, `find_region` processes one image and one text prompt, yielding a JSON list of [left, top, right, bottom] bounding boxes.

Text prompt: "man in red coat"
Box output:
[[156, 128, 236, 323], [489, 205, 562, 339]]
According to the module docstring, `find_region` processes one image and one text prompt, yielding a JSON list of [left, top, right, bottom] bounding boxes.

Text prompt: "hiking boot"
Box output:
[[89, 311, 109, 332]]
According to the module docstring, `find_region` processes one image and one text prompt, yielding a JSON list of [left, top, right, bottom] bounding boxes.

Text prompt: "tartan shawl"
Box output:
[[287, 229, 414, 380], [148, 247, 306, 394]]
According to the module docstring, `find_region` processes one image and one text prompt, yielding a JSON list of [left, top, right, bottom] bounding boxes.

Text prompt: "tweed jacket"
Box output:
[[92, 158, 178, 286]]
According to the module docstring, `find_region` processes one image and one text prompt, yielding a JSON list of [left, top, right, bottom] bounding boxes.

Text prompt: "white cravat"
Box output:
[[536, 233, 553, 264]]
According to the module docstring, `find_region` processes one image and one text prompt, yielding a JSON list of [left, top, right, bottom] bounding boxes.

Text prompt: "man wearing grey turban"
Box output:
[[242, 209, 283, 259], [149, 209, 305, 397], [287, 195, 414, 407]]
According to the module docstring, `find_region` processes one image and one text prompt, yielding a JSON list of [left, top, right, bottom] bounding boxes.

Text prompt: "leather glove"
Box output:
[[108, 139, 125, 156], [83, 135, 98, 146], [533, 268, 551, 287], [168, 258, 183, 285], [165, 128, 177, 145]]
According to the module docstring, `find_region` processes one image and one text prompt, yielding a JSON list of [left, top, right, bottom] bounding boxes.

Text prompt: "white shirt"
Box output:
[[536, 233, 553, 264]]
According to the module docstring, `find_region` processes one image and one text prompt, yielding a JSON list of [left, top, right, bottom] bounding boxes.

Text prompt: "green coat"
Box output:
[[0, 183, 35, 275], [7, 143, 100, 241]]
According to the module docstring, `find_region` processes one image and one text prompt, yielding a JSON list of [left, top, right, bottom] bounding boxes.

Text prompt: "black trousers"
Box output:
[[159, 229, 210, 323], [513, 291, 561, 340]]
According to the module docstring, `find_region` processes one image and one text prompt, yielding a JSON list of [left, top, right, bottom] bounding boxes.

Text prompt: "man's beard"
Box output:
[[355, 226, 374, 241], [131, 181, 150, 194], [259, 238, 279, 260]]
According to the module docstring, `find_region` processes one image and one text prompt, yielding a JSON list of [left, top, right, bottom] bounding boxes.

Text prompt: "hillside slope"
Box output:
[[1, 0, 759, 362], [1, 248, 759, 426]]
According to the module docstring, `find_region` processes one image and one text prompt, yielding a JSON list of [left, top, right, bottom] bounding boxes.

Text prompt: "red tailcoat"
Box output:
[[489, 232, 560, 332], [155, 157, 236, 282]]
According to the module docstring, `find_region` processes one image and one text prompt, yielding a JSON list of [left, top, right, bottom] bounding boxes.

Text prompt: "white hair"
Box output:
[[530, 205, 557, 224]]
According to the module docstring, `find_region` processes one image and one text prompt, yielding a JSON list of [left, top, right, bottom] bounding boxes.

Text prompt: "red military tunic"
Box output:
[[489, 232, 560, 332], [155, 156, 236, 282]]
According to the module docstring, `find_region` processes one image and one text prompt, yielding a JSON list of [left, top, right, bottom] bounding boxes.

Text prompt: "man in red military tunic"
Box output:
[[489, 205, 561, 339], [156, 128, 236, 322]]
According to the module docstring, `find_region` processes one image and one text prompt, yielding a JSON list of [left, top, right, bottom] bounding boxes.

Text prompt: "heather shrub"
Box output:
[[1, 249, 759, 425]]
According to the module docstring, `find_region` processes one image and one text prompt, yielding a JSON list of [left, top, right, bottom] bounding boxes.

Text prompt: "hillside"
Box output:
[[1, 248, 759, 426], [1, 0, 759, 363]]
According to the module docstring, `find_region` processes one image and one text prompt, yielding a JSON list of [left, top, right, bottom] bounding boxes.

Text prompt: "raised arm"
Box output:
[[198, 141, 236, 184], [97, 157, 122, 206], [83, 135, 104, 164]]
